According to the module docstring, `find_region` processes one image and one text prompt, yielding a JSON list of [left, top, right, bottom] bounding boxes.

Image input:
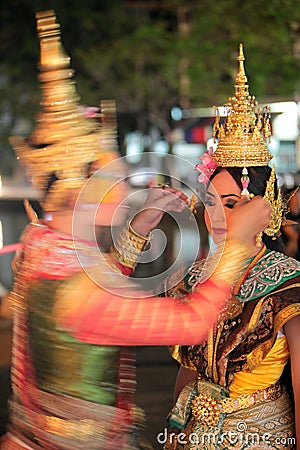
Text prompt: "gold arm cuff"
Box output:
[[110, 221, 150, 269], [128, 219, 150, 240]]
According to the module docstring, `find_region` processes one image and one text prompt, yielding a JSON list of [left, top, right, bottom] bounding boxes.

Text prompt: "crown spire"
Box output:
[[37, 10, 67, 68], [211, 43, 273, 167], [194, 45, 283, 240], [237, 43, 246, 82], [10, 10, 114, 211]]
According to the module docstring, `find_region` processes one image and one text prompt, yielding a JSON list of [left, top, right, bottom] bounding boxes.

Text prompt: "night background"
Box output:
[[1, 0, 300, 175]]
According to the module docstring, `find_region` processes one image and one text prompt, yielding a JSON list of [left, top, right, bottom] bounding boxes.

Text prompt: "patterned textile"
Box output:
[[163, 381, 294, 449], [2, 221, 238, 449], [1, 429, 152, 450], [176, 280, 300, 386], [165, 250, 300, 385], [1, 223, 146, 450], [1, 384, 150, 450], [161, 249, 300, 448]]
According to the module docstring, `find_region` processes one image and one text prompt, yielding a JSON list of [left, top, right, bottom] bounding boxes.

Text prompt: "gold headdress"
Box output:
[[209, 44, 284, 239], [10, 10, 120, 211], [212, 44, 273, 167]]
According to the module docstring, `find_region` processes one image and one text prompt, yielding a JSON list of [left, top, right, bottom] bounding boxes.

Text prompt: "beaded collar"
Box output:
[[188, 249, 300, 303], [236, 250, 300, 302]]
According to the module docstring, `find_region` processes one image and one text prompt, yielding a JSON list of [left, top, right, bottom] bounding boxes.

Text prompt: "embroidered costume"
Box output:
[[0, 221, 250, 450], [162, 248, 300, 449], [161, 45, 300, 449]]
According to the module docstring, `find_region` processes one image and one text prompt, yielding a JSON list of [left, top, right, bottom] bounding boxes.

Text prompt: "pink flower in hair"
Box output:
[[195, 147, 217, 184], [78, 106, 99, 118]]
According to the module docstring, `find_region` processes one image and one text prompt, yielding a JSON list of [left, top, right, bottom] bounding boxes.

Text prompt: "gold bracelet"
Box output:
[[110, 245, 139, 269], [128, 220, 150, 242], [110, 222, 150, 269]]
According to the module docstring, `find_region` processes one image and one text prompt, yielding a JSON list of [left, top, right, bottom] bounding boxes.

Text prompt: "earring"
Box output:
[[256, 232, 263, 247], [241, 167, 250, 198], [189, 193, 197, 214]]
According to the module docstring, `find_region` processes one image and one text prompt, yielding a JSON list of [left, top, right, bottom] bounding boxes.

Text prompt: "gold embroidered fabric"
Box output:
[[165, 251, 300, 388]]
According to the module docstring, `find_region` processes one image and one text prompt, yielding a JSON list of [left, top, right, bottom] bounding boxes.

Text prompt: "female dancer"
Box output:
[[160, 164, 300, 449], [132, 45, 300, 449]]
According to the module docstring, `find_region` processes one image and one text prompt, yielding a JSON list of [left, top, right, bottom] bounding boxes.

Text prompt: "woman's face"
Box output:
[[204, 170, 241, 244]]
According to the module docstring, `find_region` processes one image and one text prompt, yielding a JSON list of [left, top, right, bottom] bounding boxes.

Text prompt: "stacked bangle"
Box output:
[[110, 220, 151, 269], [128, 220, 150, 241]]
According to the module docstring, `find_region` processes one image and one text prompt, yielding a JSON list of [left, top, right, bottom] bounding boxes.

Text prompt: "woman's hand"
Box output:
[[131, 186, 188, 236], [227, 196, 272, 243]]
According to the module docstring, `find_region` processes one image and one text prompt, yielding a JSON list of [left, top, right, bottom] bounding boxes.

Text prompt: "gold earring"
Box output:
[[256, 232, 263, 247], [188, 193, 197, 215]]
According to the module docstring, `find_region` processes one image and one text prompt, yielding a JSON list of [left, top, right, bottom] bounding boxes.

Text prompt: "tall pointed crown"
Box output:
[[10, 10, 119, 211], [212, 44, 273, 167]]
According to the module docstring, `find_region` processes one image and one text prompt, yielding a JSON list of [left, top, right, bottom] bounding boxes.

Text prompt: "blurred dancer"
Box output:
[[0, 13, 270, 450]]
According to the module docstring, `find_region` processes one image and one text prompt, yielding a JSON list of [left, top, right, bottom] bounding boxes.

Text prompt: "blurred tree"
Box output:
[[183, 0, 300, 105], [0, 0, 299, 175]]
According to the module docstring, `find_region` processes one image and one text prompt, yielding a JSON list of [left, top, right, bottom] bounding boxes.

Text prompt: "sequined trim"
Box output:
[[237, 250, 300, 302], [188, 251, 300, 303], [187, 260, 205, 290], [275, 302, 300, 331]]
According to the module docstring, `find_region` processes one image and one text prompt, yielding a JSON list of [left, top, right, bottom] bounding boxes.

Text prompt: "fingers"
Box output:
[[146, 187, 188, 206], [249, 196, 272, 225], [228, 195, 272, 242], [162, 190, 188, 210], [234, 197, 250, 208], [235, 195, 271, 218], [161, 188, 189, 204], [133, 186, 189, 234]]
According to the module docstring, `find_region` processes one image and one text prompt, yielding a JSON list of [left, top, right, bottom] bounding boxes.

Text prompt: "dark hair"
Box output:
[[45, 172, 59, 193], [210, 166, 284, 252]]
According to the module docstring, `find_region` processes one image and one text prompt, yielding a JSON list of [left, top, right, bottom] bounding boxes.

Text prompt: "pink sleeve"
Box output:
[[58, 277, 229, 346]]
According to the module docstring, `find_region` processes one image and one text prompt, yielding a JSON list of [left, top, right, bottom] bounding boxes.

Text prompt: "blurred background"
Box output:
[[1, 0, 300, 448]]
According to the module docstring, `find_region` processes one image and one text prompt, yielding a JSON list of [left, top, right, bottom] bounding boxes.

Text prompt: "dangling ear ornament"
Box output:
[[241, 167, 250, 198]]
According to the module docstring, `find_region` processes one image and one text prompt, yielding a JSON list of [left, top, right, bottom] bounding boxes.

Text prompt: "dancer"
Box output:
[[145, 45, 300, 449], [0, 11, 271, 450]]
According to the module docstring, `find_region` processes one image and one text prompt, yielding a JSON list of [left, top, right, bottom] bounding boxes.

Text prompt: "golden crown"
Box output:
[[10, 10, 119, 211], [212, 44, 273, 167]]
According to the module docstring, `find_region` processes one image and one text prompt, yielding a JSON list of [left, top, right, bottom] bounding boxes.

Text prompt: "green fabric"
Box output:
[[236, 250, 300, 302], [28, 279, 119, 405], [184, 250, 300, 301]]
